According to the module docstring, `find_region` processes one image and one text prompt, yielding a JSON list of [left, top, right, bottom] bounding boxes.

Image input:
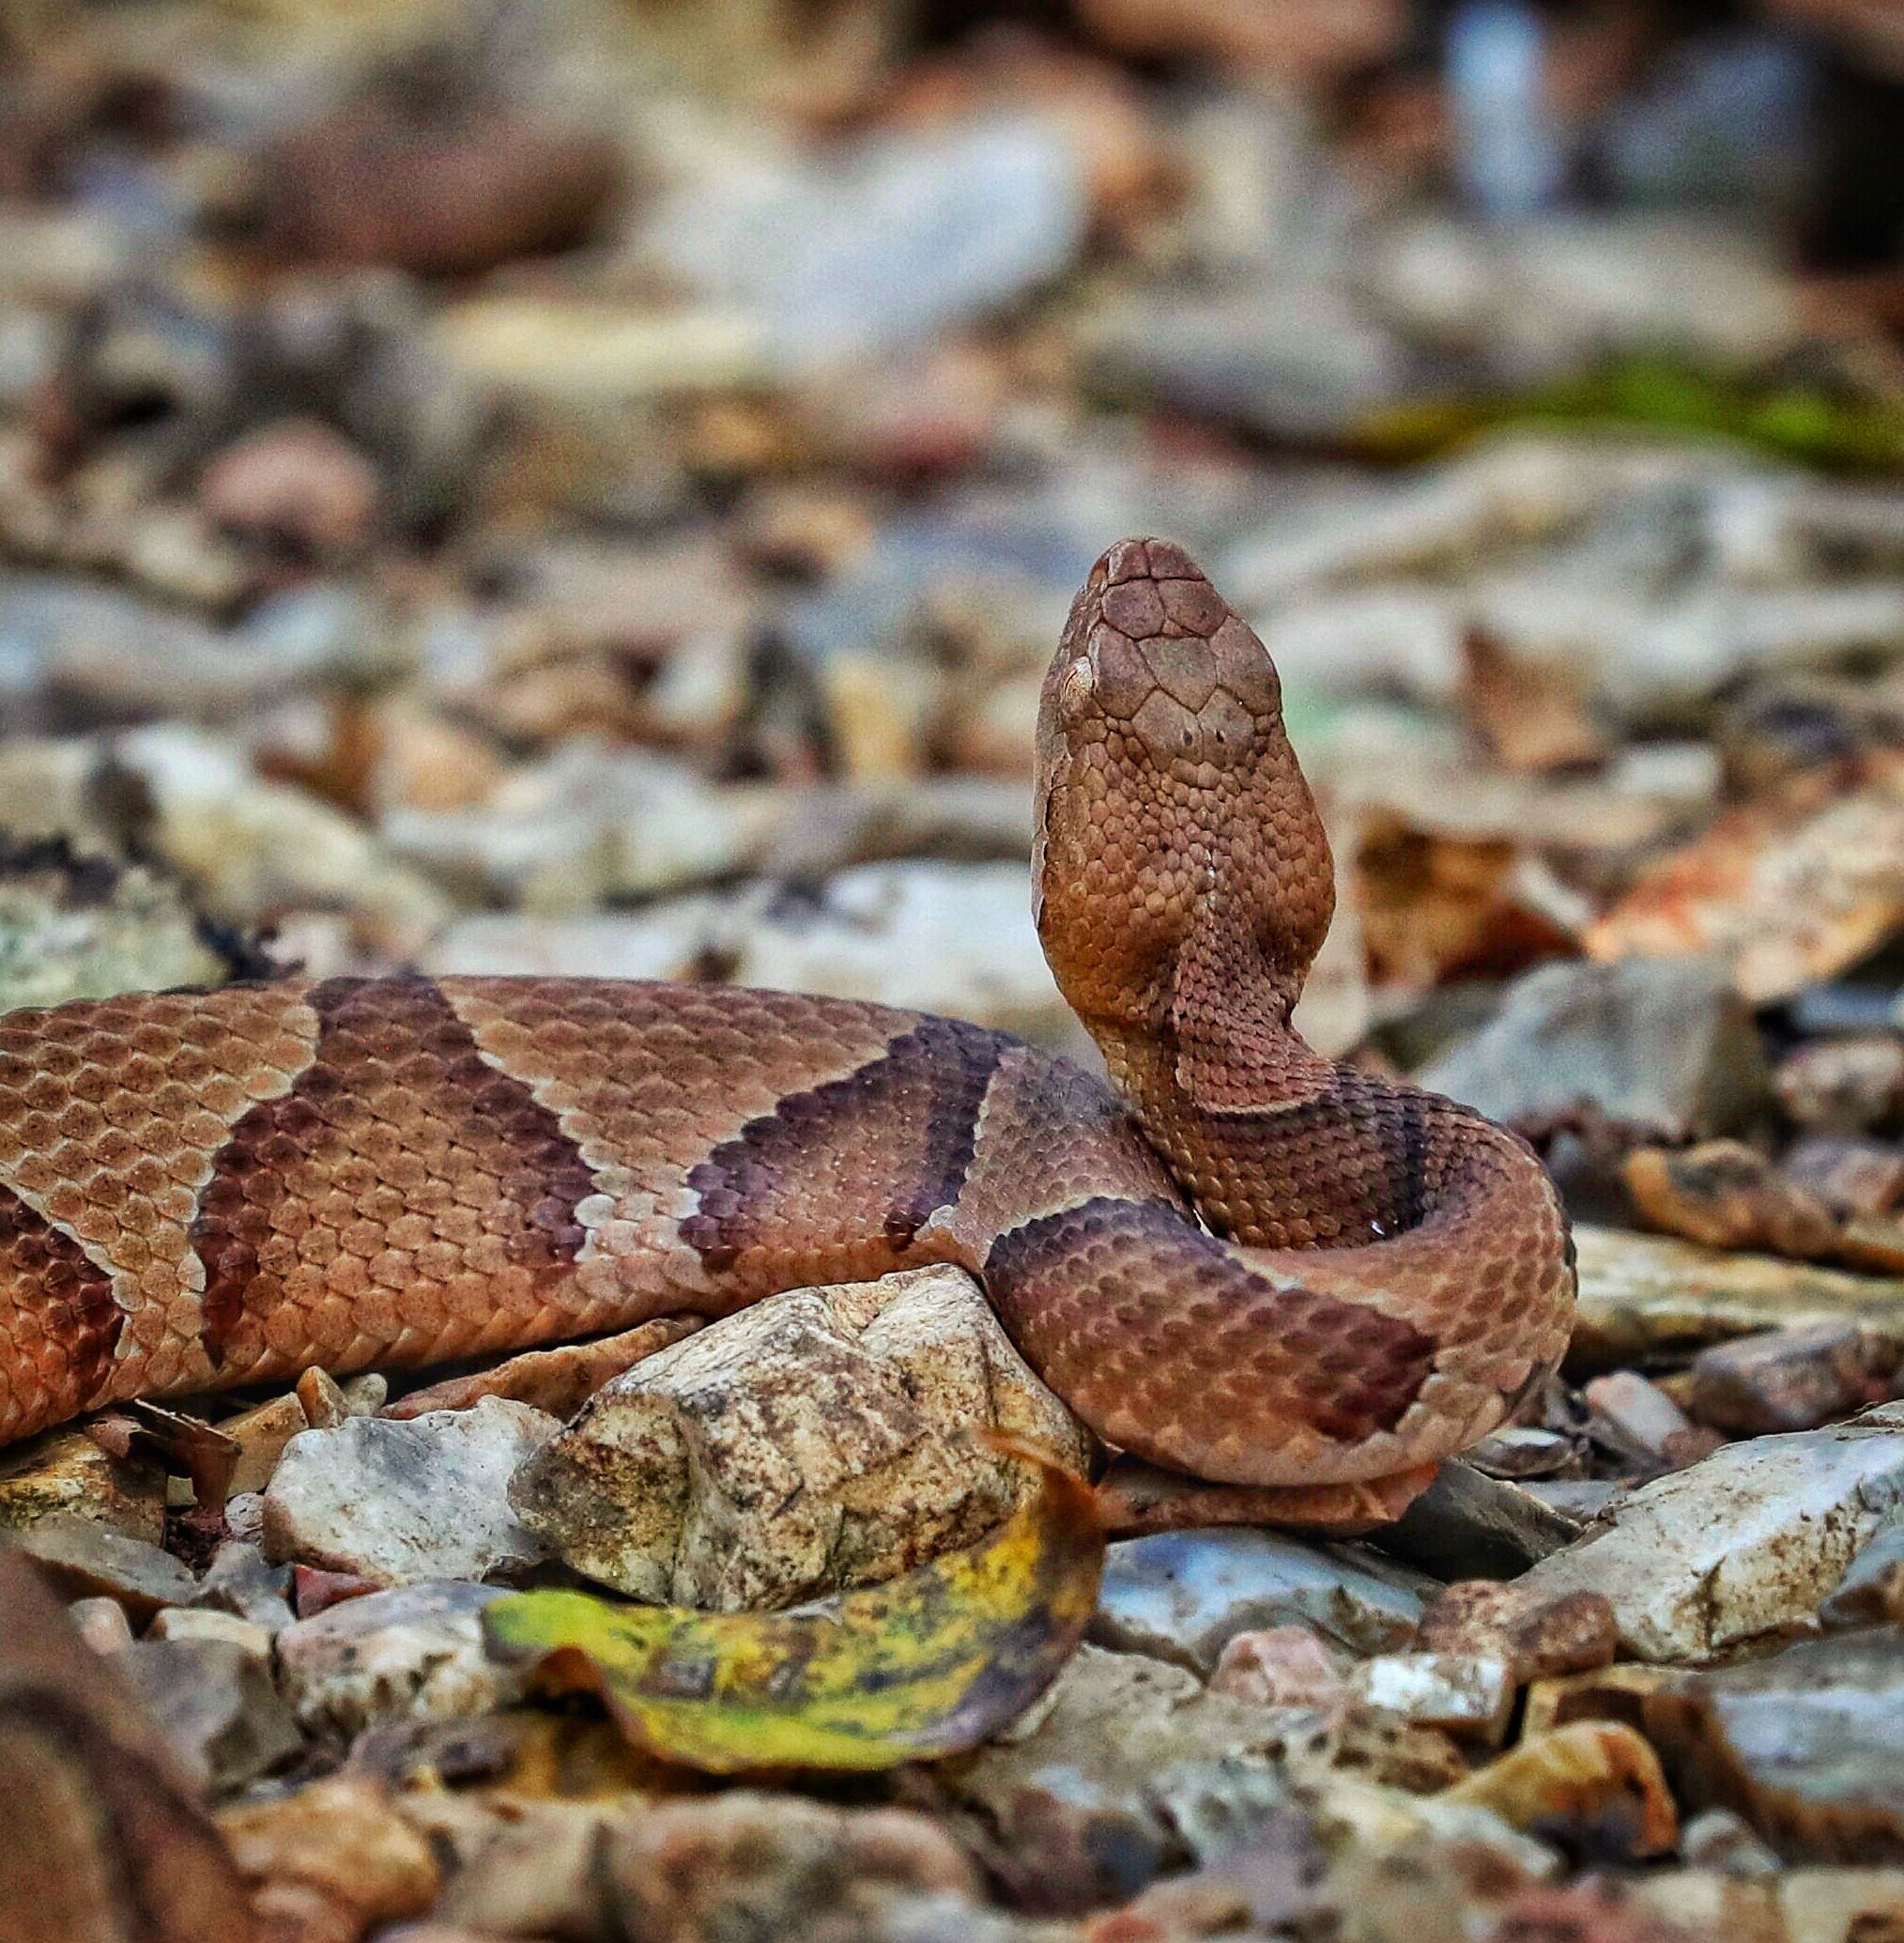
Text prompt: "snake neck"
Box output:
[[1085, 1002, 1348, 1246]]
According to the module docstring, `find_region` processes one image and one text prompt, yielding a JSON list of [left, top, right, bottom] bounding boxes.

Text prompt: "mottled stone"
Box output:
[[276, 1581, 519, 1738], [1415, 1580, 1619, 1683], [599, 1794, 982, 1942], [0, 1426, 166, 1541], [514, 1266, 1090, 1610]]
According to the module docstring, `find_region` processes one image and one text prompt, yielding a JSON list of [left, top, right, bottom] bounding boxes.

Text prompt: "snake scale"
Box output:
[[0, 540, 1573, 1523]]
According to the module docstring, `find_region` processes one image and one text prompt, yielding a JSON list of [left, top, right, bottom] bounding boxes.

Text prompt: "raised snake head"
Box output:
[[1034, 537, 1334, 1053]]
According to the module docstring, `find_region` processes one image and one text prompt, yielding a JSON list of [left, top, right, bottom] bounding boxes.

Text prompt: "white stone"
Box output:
[[263, 1397, 559, 1586], [1517, 1405, 1904, 1660]]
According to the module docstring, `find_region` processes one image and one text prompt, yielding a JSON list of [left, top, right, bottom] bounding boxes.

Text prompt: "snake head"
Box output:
[[1035, 538, 1330, 1040], [1039, 537, 1281, 772]]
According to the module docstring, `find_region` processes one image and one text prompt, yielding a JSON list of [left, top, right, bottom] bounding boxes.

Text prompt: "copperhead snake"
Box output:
[[0, 539, 1573, 1529]]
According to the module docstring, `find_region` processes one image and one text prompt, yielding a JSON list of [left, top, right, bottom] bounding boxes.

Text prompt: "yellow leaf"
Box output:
[[483, 1436, 1102, 1773]]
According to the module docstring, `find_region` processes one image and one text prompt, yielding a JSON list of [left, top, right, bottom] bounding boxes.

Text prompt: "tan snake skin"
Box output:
[[0, 540, 1574, 1507]]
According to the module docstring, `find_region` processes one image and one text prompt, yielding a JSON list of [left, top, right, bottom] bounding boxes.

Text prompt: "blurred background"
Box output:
[[2, 0, 1903, 1236]]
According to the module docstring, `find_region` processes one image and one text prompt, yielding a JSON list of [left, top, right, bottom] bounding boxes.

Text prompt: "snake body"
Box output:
[[0, 541, 1573, 1505]]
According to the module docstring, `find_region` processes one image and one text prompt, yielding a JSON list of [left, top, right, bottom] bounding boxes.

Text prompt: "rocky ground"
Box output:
[[5, 2, 1904, 1940]]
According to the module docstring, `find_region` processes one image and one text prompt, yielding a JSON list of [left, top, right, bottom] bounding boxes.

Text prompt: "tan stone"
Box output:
[[512, 1264, 1093, 1609]]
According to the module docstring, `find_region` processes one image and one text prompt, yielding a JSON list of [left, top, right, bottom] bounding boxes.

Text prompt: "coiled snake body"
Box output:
[[0, 541, 1573, 1524]]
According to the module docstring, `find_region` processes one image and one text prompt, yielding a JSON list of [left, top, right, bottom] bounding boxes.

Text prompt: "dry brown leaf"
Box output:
[[1586, 762, 1904, 1002]]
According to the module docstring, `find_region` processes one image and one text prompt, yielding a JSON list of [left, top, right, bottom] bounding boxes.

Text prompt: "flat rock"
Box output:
[[1690, 1321, 1899, 1437], [15, 1510, 196, 1619], [1642, 1629, 1904, 1860], [513, 1265, 1091, 1610], [1090, 1527, 1431, 1673], [1572, 1226, 1904, 1370], [264, 1398, 559, 1587], [1516, 1405, 1904, 1660], [276, 1581, 519, 1739], [1418, 956, 1767, 1138], [1377, 1458, 1588, 1579], [0, 1426, 166, 1541], [936, 1644, 1301, 1911], [120, 1637, 302, 1795]]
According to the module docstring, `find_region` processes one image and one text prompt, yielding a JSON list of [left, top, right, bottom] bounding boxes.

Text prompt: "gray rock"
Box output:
[[192, 1541, 295, 1635], [15, 1511, 196, 1619], [1517, 1405, 1904, 1660], [644, 118, 1088, 368], [1377, 1459, 1588, 1581], [514, 1266, 1090, 1610], [276, 1580, 519, 1738], [263, 1397, 559, 1586], [1644, 1629, 1904, 1858], [1419, 956, 1768, 1138], [120, 1638, 302, 1794], [1090, 1527, 1431, 1673], [938, 1644, 1300, 1910]]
